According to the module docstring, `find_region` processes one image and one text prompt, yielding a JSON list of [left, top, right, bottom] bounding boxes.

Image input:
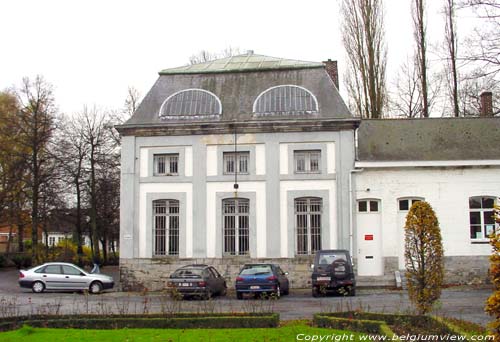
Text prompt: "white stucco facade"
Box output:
[[354, 165, 500, 274]]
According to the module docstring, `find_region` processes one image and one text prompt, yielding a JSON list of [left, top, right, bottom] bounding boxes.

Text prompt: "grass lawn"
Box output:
[[0, 321, 364, 342]]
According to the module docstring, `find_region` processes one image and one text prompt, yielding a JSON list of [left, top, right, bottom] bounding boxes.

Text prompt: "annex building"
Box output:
[[116, 52, 499, 290]]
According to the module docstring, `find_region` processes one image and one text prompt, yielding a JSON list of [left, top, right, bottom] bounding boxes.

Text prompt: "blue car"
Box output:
[[235, 263, 290, 299]]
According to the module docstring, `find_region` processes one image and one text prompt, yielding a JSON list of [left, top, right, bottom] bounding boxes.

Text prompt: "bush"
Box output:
[[485, 204, 500, 340], [404, 201, 444, 315], [0, 313, 280, 332], [10, 253, 32, 269]]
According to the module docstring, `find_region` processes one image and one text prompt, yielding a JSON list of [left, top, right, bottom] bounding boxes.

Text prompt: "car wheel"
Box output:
[[220, 284, 227, 296], [236, 292, 243, 300], [89, 281, 103, 294], [349, 286, 356, 297], [204, 289, 212, 300], [32, 281, 45, 293], [312, 286, 320, 298]]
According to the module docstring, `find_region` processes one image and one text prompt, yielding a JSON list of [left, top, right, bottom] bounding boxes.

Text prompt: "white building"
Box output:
[[116, 52, 499, 290]]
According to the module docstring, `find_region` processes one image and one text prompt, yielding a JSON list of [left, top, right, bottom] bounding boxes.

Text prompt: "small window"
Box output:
[[154, 154, 179, 176], [358, 200, 380, 213], [469, 196, 497, 240], [294, 150, 321, 174], [49, 236, 55, 246], [358, 201, 368, 212], [399, 198, 422, 211], [223, 152, 249, 175]]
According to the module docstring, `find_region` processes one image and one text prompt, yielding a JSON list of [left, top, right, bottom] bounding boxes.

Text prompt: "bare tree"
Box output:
[[413, 0, 430, 117], [459, 72, 500, 115], [13, 76, 57, 261], [460, 0, 500, 78], [189, 47, 242, 65], [389, 59, 423, 118], [54, 114, 89, 260], [341, 0, 387, 118], [444, 0, 460, 117]]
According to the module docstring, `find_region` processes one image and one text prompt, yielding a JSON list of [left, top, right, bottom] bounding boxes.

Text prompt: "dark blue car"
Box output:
[[235, 263, 290, 299]]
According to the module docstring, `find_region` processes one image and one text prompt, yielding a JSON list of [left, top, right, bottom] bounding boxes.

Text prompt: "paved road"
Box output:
[[0, 267, 491, 325]]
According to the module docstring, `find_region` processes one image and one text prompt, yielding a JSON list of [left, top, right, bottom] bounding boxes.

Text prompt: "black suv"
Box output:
[[311, 249, 356, 297]]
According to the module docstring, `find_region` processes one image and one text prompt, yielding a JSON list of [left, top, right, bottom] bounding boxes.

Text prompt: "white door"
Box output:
[[356, 199, 383, 276]]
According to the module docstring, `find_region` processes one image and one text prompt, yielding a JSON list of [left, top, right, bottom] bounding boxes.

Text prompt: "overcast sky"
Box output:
[[0, 0, 479, 114]]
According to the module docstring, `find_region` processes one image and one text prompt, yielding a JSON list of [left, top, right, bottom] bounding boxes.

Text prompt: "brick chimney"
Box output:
[[480, 92, 493, 117], [323, 59, 339, 90]]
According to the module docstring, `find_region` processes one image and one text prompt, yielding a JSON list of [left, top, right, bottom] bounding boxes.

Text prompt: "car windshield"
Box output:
[[240, 265, 272, 276], [171, 268, 203, 278]]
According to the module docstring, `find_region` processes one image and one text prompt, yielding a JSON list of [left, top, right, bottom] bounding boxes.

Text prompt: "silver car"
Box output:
[[18, 262, 114, 294]]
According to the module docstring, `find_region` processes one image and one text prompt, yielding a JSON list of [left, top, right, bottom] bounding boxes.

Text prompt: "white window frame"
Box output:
[[398, 197, 424, 212], [153, 153, 179, 176], [252, 84, 319, 115], [294, 150, 321, 174], [358, 199, 380, 213], [295, 197, 322, 255], [153, 199, 180, 256], [469, 196, 498, 241], [223, 152, 249, 175], [222, 198, 250, 256], [158, 88, 222, 119]]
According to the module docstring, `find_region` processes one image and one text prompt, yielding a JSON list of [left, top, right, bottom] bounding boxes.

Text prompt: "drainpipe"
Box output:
[[349, 168, 364, 256]]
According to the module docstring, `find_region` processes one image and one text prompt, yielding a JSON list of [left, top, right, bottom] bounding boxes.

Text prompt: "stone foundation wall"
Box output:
[[381, 255, 490, 286], [120, 256, 315, 291], [119, 255, 490, 291]]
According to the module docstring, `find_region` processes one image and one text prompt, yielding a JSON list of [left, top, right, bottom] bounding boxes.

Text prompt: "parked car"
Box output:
[[18, 262, 114, 294], [235, 263, 289, 299], [167, 264, 227, 299], [311, 249, 356, 297]]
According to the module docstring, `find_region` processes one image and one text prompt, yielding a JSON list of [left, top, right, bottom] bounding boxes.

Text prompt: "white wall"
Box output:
[[355, 167, 500, 260]]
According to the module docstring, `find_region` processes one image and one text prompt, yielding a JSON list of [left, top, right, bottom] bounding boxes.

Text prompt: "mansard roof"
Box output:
[[117, 52, 357, 136], [357, 118, 500, 161]]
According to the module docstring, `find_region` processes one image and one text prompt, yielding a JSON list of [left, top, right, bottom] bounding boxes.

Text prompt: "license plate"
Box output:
[[250, 285, 260, 290], [180, 283, 191, 287], [317, 277, 331, 281]]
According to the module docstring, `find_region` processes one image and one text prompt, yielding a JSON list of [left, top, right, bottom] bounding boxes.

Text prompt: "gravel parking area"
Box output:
[[0, 267, 491, 324]]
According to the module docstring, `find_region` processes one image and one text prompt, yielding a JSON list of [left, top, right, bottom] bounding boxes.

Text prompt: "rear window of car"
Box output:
[[171, 268, 203, 278], [317, 253, 348, 265], [240, 265, 272, 276]]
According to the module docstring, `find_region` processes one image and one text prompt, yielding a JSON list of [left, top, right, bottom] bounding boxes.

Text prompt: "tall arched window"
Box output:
[[159, 89, 222, 119], [253, 85, 318, 116], [153, 199, 179, 256], [222, 198, 249, 256], [295, 197, 322, 255], [469, 196, 497, 240]]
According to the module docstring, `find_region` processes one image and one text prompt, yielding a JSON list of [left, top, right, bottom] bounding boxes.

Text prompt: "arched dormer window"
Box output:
[[253, 85, 318, 116], [159, 89, 222, 120]]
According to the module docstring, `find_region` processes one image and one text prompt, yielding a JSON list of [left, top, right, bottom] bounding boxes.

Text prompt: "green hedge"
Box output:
[[0, 313, 279, 332], [314, 314, 392, 335], [313, 312, 479, 339]]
